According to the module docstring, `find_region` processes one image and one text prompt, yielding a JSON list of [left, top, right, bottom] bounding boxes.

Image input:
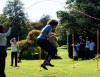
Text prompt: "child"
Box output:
[[72, 41, 80, 60], [10, 38, 18, 67], [17, 47, 22, 63], [36, 19, 58, 70]]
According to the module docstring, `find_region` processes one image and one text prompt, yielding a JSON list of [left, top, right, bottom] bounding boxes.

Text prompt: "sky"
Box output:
[[0, 0, 66, 21]]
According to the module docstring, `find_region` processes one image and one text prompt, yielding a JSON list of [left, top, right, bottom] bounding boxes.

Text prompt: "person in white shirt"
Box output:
[[89, 40, 95, 59], [0, 24, 12, 77], [10, 37, 18, 67], [73, 45, 78, 60], [72, 41, 80, 60]]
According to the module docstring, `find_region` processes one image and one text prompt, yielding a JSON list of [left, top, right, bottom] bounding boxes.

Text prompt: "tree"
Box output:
[[40, 14, 51, 26], [57, 0, 100, 58], [3, 0, 29, 39], [18, 29, 59, 59], [0, 14, 8, 23], [56, 24, 67, 46], [57, 0, 100, 35], [18, 30, 41, 59], [29, 21, 43, 30]]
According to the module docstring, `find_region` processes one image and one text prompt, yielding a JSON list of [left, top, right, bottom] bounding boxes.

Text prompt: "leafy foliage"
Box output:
[[18, 29, 59, 59], [29, 21, 43, 30], [57, 0, 100, 36], [18, 30, 40, 52], [3, 0, 29, 39], [40, 14, 51, 26]]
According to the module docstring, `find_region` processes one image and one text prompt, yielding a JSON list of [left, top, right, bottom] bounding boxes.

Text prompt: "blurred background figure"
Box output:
[[10, 37, 18, 67], [0, 24, 12, 77]]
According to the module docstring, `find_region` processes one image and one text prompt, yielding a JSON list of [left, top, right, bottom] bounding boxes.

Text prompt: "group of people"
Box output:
[[73, 36, 95, 60], [0, 19, 58, 76]]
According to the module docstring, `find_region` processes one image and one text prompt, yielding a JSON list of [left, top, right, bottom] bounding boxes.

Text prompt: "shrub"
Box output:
[[18, 30, 59, 59]]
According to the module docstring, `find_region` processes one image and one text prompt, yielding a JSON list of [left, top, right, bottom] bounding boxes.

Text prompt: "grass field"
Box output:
[[5, 46, 100, 77]]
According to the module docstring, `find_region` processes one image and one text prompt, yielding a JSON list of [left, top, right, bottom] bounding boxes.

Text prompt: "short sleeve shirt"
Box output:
[[37, 25, 52, 39]]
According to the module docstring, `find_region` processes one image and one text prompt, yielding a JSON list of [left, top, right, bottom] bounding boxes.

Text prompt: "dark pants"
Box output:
[[11, 52, 17, 66], [90, 50, 94, 59], [18, 53, 22, 62], [79, 45, 85, 60], [85, 48, 90, 59], [37, 39, 57, 60], [18, 56, 21, 62], [0, 46, 6, 77], [74, 56, 78, 60]]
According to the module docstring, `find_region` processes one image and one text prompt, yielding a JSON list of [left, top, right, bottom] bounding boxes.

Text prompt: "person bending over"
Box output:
[[37, 19, 58, 70]]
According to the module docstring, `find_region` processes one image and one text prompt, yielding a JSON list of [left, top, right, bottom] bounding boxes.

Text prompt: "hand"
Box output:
[[48, 36, 53, 43], [3, 22, 12, 31]]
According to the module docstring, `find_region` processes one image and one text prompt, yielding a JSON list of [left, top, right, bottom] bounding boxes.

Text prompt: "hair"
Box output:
[[0, 24, 3, 33], [12, 38, 16, 42], [47, 19, 58, 26]]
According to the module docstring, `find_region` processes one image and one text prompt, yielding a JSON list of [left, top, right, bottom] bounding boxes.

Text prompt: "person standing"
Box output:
[[72, 40, 80, 60], [10, 38, 18, 67], [72, 43, 78, 60], [17, 46, 22, 63], [36, 19, 58, 70], [0, 24, 12, 77], [85, 37, 90, 59], [79, 36, 85, 60], [89, 40, 95, 59]]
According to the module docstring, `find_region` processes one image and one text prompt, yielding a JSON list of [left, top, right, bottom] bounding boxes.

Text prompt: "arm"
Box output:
[[0, 27, 12, 38], [41, 31, 50, 39], [10, 38, 13, 44], [41, 31, 53, 43]]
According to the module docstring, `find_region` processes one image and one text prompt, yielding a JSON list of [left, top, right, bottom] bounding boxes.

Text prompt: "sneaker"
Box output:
[[41, 64, 48, 70], [46, 63, 54, 67], [11, 65, 13, 66]]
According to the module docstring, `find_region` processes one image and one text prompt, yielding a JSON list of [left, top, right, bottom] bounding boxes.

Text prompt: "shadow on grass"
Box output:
[[21, 53, 62, 60]]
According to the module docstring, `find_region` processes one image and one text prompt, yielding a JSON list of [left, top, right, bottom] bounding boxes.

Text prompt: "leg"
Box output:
[[90, 50, 94, 59], [43, 54, 53, 65], [45, 56, 54, 67], [18, 52, 22, 62], [15, 52, 18, 67], [0, 46, 6, 77], [82, 49, 85, 60], [37, 39, 57, 70], [44, 45, 57, 67], [0, 55, 6, 77], [11, 52, 14, 66]]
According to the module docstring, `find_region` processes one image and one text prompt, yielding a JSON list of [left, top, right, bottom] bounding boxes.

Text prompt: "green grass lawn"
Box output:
[[5, 46, 100, 77]]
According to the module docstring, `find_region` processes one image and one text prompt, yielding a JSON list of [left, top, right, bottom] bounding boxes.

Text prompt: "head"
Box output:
[[86, 37, 89, 41], [0, 24, 9, 33], [79, 36, 83, 40], [12, 38, 17, 43], [47, 19, 58, 30], [0, 24, 4, 33]]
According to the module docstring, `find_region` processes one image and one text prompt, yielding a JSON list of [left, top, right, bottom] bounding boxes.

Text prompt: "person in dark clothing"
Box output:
[[36, 19, 58, 70], [85, 37, 90, 59], [79, 36, 85, 60]]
